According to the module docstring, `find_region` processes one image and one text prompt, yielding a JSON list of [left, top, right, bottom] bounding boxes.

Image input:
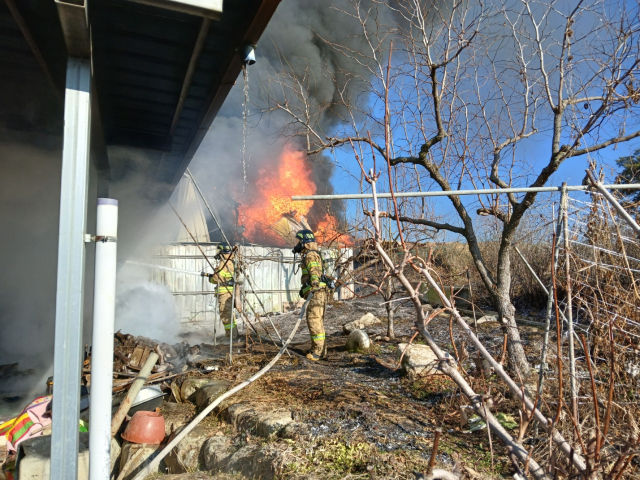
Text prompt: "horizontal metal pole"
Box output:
[[292, 184, 640, 201], [172, 289, 296, 296]]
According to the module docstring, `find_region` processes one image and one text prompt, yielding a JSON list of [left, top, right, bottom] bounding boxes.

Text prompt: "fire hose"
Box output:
[[131, 293, 313, 480]]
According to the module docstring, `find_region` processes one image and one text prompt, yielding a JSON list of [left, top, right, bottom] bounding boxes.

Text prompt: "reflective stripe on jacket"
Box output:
[[209, 254, 235, 294], [300, 249, 325, 296]]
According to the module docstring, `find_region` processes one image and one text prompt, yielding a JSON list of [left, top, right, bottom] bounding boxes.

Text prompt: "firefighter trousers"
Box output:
[[218, 292, 238, 338], [306, 288, 328, 356]]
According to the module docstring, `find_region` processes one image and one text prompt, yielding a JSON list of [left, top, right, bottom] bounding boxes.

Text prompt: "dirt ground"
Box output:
[[161, 296, 554, 480]]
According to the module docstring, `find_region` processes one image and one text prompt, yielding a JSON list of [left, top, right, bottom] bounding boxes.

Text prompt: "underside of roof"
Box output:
[[0, 0, 280, 189]]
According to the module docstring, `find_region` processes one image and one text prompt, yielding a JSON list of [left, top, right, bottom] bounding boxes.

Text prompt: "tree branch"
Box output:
[[568, 130, 640, 158]]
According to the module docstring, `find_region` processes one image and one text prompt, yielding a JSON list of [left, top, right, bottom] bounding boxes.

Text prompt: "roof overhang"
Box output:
[[0, 0, 282, 190]]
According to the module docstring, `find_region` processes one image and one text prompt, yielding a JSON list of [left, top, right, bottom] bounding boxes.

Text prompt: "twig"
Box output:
[[427, 429, 442, 476]]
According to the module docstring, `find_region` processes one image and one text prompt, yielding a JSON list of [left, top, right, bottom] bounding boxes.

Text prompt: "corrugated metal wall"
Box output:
[[145, 244, 353, 330]]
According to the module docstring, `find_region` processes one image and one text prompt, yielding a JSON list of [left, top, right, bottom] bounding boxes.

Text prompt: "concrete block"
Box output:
[[119, 441, 163, 480], [18, 433, 89, 480]]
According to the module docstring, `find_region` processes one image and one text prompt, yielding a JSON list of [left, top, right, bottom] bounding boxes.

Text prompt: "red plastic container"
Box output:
[[121, 411, 165, 444]]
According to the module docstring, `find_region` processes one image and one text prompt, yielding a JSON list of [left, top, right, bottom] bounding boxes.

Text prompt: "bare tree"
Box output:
[[265, 0, 640, 376]]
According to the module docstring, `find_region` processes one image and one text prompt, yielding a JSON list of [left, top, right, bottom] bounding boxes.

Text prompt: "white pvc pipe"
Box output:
[[89, 198, 118, 480]]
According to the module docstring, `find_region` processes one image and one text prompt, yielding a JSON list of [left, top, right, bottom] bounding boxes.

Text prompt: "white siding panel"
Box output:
[[145, 243, 352, 329]]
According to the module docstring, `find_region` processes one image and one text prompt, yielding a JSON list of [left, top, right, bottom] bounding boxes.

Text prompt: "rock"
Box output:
[[472, 356, 493, 377], [161, 475, 217, 480], [162, 402, 196, 436], [203, 436, 235, 471], [180, 377, 213, 403], [475, 315, 498, 325], [224, 445, 275, 479], [383, 336, 390, 342], [224, 402, 260, 432], [195, 380, 232, 409], [345, 329, 371, 352], [342, 312, 381, 334], [398, 343, 441, 378], [119, 442, 163, 480], [255, 411, 293, 437], [164, 425, 213, 474], [280, 421, 310, 439]]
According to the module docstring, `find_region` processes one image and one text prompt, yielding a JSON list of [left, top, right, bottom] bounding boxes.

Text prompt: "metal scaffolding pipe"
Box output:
[[291, 183, 640, 201], [587, 171, 640, 237], [51, 57, 92, 480], [89, 199, 118, 480]]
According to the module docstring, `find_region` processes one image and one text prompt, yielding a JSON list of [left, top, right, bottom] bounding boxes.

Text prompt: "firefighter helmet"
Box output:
[[217, 242, 233, 254], [295, 229, 315, 244]]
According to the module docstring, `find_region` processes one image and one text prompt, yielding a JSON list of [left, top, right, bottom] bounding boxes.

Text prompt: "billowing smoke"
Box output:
[[190, 0, 393, 244], [0, 0, 395, 414]]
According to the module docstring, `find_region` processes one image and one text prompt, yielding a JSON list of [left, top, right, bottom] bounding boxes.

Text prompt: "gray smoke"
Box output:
[[190, 0, 396, 244]]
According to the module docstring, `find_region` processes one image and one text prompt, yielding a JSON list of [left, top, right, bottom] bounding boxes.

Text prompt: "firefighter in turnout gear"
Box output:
[[202, 243, 238, 338], [294, 230, 328, 361]]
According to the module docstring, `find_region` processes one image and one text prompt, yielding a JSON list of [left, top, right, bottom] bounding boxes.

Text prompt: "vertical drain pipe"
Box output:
[[89, 198, 118, 480]]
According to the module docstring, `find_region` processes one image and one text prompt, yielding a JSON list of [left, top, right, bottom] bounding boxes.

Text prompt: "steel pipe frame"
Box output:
[[51, 57, 92, 480], [291, 183, 640, 201]]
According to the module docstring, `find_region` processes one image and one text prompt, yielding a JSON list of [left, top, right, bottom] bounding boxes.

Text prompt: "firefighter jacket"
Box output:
[[209, 254, 235, 294], [300, 245, 326, 298]]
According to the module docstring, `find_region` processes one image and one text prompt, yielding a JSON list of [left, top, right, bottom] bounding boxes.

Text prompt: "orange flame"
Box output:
[[315, 214, 353, 246], [239, 148, 352, 246], [239, 149, 315, 244]]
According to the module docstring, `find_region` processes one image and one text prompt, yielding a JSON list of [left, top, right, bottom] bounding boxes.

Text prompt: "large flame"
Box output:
[[315, 214, 353, 246], [239, 149, 315, 245], [239, 148, 352, 246]]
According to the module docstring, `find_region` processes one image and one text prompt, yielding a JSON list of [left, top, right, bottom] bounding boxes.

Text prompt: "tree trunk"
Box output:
[[495, 294, 530, 376], [386, 303, 395, 339], [385, 277, 395, 339], [494, 243, 530, 376]]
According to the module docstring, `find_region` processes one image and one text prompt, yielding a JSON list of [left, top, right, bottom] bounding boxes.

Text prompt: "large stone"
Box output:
[[195, 380, 232, 409], [119, 442, 163, 480], [255, 411, 293, 437], [423, 285, 471, 309], [342, 312, 381, 334], [223, 402, 259, 432], [161, 402, 196, 436], [345, 329, 371, 352], [180, 377, 213, 403], [222, 402, 292, 438], [474, 315, 498, 325], [398, 343, 441, 378], [161, 475, 216, 480], [223, 445, 275, 480], [203, 436, 235, 471], [280, 421, 310, 439], [18, 433, 90, 480], [164, 425, 213, 474]]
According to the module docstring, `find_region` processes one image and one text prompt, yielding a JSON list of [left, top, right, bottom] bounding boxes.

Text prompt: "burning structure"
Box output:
[[0, 0, 284, 476]]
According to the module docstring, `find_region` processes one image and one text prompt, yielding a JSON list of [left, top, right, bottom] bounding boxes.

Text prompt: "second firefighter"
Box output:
[[294, 229, 328, 361], [202, 242, 238, 338]]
